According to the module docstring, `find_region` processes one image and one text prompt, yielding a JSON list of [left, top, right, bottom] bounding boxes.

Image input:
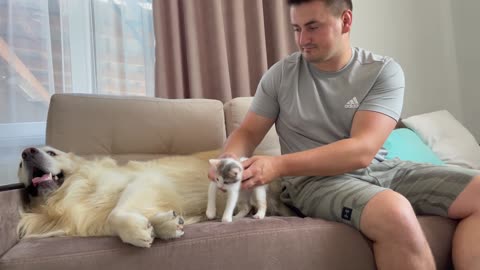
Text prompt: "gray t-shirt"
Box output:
[[250, 47, 405, 161]]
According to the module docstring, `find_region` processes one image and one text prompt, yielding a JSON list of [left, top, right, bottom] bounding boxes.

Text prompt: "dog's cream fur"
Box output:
[[18, 146, 291, 247]]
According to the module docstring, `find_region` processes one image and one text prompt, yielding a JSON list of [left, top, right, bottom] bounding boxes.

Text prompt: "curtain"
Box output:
[[153, 0, 296, 102], [0, 0, 155, 185]]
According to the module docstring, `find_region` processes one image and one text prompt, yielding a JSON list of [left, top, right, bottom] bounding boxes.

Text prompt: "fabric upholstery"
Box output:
[[224, 97, 281, 156], [0, 216, 456, 270], [46, 94, 226, 155], [0, 189, 24, 257]]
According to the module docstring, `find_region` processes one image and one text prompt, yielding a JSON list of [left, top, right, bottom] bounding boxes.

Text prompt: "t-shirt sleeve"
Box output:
[[358, 59, 405, 121], [249, 61, 283, 120]]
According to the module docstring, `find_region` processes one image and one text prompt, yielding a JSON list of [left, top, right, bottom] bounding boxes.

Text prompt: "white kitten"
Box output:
[[206, 157, 267, 222]]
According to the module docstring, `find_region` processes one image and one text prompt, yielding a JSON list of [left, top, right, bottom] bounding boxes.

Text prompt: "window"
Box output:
[[0, 0, 154, 185]]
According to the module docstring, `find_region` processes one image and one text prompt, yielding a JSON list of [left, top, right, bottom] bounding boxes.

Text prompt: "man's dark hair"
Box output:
[[287, 0, 353, 16]]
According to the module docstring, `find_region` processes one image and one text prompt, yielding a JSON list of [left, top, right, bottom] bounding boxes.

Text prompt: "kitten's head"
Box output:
[[209, 158, 243, 187]]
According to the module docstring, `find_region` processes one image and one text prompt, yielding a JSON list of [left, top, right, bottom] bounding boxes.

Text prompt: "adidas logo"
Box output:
[[344, 97, 359, 109]]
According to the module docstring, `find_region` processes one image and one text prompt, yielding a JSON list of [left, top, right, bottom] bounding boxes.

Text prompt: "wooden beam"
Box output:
[[0, 37, 50, 103]]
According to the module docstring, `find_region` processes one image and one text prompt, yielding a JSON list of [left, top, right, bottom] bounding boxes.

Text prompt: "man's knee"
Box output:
[[360, 190, 421, 242], [449, 176, 480, 219]]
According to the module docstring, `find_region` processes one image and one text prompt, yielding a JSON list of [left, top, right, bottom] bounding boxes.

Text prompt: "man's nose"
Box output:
[[298, 30, 311, 46], [22, 147, 39, 160]]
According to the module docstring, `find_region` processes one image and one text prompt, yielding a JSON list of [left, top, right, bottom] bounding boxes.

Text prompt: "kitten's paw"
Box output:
[[150, 211, 185, 240], [222, 216, 233, 223], [206, 208, 216, 220], [252, 212, 266, 219]]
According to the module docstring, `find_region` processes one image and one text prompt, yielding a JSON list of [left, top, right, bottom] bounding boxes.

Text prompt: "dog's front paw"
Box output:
[[116, 215, 154, 248], [206, 207, 216, 220], [150, 210, 185, 240]]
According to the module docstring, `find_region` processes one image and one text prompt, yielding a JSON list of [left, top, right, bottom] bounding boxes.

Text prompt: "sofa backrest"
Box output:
[[46, 94, 226, 156], [224, 97, 281, 156]]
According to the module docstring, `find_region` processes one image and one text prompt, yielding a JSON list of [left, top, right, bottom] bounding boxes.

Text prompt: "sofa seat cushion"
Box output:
[[1, 216, 456, 270], [1, 217, 376, 270]]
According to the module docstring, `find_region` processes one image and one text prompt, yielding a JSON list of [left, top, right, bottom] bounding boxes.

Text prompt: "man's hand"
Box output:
[[241, 155, 282, 189]]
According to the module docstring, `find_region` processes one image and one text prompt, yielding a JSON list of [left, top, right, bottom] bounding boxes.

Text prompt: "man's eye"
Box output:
[[47, 151, 57, 157]]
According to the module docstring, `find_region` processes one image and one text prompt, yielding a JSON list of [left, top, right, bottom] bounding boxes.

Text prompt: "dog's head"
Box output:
[[18, 146, 77, 198]]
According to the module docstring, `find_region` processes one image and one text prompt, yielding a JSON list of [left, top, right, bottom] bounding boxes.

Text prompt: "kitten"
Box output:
[[206, 157, 267, 222]]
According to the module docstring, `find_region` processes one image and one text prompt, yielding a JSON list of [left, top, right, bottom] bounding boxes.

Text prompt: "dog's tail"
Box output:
[[182, 215, 206, 225]]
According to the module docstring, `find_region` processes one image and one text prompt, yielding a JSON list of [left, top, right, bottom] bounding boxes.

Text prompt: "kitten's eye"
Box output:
[[47, 151, 57, 157]]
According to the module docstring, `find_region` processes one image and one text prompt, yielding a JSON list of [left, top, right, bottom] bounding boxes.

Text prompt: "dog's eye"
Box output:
[[47, 151, 57, 157]]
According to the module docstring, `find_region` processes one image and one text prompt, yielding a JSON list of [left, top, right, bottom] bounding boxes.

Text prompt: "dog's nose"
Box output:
[[22, 147, 38, 160]]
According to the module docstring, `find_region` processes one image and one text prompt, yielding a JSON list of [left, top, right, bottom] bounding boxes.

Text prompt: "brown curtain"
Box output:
[[153, 0, 296, 102]]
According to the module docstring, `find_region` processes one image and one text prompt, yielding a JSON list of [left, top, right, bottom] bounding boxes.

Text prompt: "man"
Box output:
[[209, 0, 480, 269]]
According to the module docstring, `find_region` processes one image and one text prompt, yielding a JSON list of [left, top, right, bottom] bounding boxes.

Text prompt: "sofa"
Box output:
[[0, 93, 460, 270]]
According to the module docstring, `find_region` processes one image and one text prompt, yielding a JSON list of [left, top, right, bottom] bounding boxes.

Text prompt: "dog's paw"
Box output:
[[206, 207, 216, 220], [116, 215, 154, 248], [150, 210, 185, 240]]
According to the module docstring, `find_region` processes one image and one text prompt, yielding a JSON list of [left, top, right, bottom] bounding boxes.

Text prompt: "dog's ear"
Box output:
[[209, 159, 221, 167]]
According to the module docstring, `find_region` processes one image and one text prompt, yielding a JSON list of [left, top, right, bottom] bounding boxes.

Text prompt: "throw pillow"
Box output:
[[402, 110, 480, 169], [383, 128, 444, 165]]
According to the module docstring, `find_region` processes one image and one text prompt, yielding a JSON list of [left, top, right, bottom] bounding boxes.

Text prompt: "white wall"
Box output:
[[451, 1, 480, 140], [350, 1, 479, 138]]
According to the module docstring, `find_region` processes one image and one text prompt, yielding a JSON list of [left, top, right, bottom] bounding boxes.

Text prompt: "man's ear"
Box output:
[[341, 9, 352, 34]]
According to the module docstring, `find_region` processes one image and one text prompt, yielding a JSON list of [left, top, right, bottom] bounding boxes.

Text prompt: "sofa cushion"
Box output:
[[0, 216, 456, 270], [383, 128, 444, 165], [0, 189, 23, 258], [46, 94, 226, 155], [224, 97, 281, 156], [403, 110, 480, 169]]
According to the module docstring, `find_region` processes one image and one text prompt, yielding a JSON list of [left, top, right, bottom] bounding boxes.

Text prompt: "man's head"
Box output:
[[288, 0, 353, 71], [287, 0, 352, 16]]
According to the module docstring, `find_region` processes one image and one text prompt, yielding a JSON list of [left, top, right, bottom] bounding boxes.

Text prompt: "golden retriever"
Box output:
[[17, 146, 292, 247]]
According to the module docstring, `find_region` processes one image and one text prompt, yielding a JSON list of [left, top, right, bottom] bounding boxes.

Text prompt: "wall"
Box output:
[[450, 1, 480, 140], [350, 0, 474, 135]]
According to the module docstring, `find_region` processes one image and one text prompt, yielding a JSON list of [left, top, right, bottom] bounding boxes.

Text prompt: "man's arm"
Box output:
[[241, 110, 397, 188]]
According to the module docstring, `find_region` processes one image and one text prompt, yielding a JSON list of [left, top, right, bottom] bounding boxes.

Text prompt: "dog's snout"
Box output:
[[22, 147, 39, 160]]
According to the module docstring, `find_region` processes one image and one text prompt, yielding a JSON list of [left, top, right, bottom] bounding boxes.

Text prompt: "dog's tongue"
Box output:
[[32, 173, 53, 187]]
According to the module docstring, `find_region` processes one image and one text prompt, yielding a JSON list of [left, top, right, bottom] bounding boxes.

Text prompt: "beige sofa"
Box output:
[[0, 94, 457, 270]]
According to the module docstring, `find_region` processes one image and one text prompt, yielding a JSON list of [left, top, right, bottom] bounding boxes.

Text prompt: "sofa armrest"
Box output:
[[0, 186, 25, 257]]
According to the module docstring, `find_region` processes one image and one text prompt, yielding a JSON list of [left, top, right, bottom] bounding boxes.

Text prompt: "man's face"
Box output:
[[290, 1, 346, 64]]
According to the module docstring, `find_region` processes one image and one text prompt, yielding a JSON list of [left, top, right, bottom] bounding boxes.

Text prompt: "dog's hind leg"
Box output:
[[107, 210, 154, 248], [149, 210, 185, 240]]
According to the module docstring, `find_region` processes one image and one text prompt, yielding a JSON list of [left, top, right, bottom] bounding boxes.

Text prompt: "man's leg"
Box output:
[[360, 189, 435, 270], [448, 176, 480, 270]]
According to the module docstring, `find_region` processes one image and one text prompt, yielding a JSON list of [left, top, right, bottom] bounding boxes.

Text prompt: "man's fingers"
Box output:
[[241, 157, 254, 169], [241, 177, 257, 190]]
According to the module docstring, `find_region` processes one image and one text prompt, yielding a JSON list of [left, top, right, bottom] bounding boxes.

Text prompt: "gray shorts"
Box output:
[[280, 159, 479, 230]]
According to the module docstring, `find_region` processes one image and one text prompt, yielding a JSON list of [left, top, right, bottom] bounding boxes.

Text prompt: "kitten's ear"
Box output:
[[209, 159, 221, 167]]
